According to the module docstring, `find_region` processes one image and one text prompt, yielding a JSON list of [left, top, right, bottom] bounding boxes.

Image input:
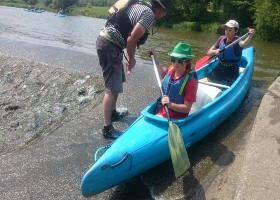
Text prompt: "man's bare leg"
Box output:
[[103, 93, 118, 126]]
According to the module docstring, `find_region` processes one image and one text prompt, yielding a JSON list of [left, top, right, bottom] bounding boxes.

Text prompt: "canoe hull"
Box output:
[[24, 9, 44, 13], [81, 47, 255, 197]]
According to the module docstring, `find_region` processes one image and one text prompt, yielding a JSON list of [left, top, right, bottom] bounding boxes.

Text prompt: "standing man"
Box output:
[[96, 0, 174, 139]]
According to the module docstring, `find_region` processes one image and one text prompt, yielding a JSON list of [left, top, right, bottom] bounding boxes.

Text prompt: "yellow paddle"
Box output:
[[151, 54, 190, 178]]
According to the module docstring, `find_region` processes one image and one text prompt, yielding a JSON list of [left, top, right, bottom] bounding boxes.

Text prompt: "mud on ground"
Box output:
[[0, 54, 104, 156]]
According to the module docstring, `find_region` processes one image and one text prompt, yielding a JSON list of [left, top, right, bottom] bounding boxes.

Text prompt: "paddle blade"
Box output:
[[168, 121, 190, 178], [195, 56, 209, 70]]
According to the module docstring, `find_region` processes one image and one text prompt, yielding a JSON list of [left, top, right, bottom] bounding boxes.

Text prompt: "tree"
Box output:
[[42, 0, 52, 6], [222, 0, 255, 28], [172, 0, 210, 22], [51, 0, 79, 9], [24, 0, 37, 5], [254, 0, 280, 41]]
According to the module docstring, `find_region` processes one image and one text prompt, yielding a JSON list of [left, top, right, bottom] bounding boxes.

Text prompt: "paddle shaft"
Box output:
[[163, 84, 172, 121], [151, 54, 171, 120], [208, 32, 250, 61], [195, 33, 249, 70], [151, 55, 164, 96]]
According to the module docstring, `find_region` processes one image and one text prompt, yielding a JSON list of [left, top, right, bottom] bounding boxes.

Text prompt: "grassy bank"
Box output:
[[0, 0, 108, 18], [67, 5, 109, 18], [0, 0, 56, 13]]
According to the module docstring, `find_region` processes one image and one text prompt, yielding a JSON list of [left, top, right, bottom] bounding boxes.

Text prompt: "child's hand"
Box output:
[[248, 28, 256, 37], [215, 49, 220, 55], [161, 95, 171, 107]]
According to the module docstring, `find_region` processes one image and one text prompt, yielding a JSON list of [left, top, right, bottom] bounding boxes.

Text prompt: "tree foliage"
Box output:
[[222, 0, 255, 28], [77, 0, 115, 7], [254, 0, 280, 42], [23, 0, 37, 5], [42, 0, 52, 6], [172, 0, 210, 22], [51, 0, 79, 9]]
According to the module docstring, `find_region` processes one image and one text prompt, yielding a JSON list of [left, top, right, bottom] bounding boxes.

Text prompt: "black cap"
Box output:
[[154, 0, 174, 15]]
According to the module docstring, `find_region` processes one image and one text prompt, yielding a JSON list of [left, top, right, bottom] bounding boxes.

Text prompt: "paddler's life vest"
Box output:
[[106, 0, 152, 46], [217, 36, 242, 63], [162, 67, 197, 104]]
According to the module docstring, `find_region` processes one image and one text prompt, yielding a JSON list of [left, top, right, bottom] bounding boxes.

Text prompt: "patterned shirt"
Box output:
[[105, 3, 154, 48]]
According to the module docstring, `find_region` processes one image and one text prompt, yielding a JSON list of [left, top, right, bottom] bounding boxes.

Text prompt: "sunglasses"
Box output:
[[171, 58, 187, 65]]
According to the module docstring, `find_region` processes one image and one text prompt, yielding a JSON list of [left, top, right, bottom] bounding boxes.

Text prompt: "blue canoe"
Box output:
[[24, 9, 44, 13], [81, 47, 255, 197], [58, 13, 65, 17]]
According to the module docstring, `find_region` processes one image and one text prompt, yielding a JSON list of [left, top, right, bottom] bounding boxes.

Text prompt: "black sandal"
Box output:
[[101, 126, 123, 140], [111, 109, 128, 122]]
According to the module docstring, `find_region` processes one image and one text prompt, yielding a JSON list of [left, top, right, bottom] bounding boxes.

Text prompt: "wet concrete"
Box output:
[[0, 53, 159, 199], [0, 51, 270, 200], [203, 77, 280, 200], [0, 52, 267, 200], [234, 77, 280, 200]]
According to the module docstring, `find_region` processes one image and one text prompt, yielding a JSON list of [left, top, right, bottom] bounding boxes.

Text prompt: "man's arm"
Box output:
[[126, 23, 146, 75]]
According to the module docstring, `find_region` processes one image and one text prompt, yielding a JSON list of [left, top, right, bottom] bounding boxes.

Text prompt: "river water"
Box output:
[[1, 5, 280, 200], [1, 6, 279, 87]]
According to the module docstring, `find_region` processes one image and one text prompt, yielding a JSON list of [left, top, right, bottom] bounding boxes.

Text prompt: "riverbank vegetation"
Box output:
[[1, 0, 279, 42]]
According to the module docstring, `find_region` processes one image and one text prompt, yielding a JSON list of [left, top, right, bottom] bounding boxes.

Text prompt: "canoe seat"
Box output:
[[239, 67, 245, 74], [190, 83, 222, 114]]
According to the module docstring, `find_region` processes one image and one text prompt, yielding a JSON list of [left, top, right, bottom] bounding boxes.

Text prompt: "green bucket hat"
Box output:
[[168, 42, 195, 59]]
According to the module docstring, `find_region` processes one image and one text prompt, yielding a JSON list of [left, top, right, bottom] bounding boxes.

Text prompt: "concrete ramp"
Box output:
[[235, 77, 280, 199]]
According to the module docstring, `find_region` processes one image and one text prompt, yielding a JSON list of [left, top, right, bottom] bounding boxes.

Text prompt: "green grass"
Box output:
[[201, 22, 223, 33], [173, 21, 203, 31], [0, 0, 27, 8], [0, 1, 109, 17], [67, 5, 109, 18], [0, 0, 57, 12]]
